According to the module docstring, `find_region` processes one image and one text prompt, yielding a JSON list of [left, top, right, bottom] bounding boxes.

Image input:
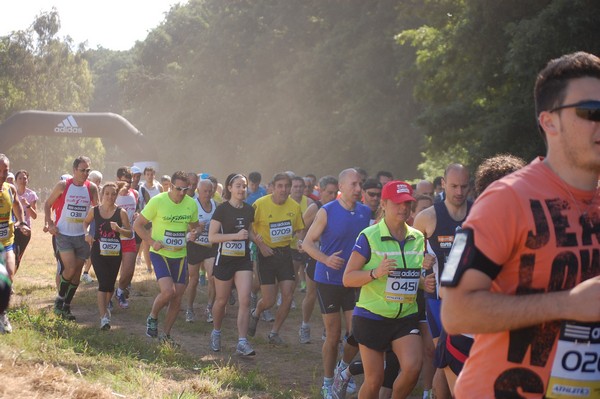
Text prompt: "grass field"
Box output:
[[2, 214, 329, 398]]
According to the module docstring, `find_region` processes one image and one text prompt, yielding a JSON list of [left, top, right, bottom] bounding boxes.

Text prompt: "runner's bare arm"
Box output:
[[441, 271, 600, 334], [89, 182, 100, 206], [133, 214, 161, 250], [116, 208, 132, 238], [302, 208, 343, 269], [43, 180, 66, 233], [83, 208, 95, 244]]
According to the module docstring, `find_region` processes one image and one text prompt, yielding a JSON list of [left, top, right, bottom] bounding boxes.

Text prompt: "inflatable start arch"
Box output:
[[0, 110, 157, 160]]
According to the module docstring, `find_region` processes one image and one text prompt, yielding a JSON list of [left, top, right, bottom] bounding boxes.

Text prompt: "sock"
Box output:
[[423, 390, 430, 399], [212, 329, 221, 334], [238, 337, 247, 343], [269, 331, 277, 336], [58, 275, 70, 297], [323, 377, 333, 387], [116, 287, 123, 296], [302, 321, 310, 328], [64, 282, 79, 305]]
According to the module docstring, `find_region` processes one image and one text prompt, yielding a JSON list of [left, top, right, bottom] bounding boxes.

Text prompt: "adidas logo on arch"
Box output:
[[54, 115, 83, 134]]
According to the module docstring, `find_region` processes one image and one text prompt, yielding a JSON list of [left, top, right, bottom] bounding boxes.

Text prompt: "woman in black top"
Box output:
[[83, 182, 132, 330]]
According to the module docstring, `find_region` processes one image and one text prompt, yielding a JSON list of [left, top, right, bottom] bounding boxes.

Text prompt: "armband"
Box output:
[[440, 228, 500, 287]]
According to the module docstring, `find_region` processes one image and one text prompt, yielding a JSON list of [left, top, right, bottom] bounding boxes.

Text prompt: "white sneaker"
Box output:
[[185, 309, 195, 323], [236, 340, 256, 356], [100, 314, 111, 330], [299, 324, 311, 344], [276, 292, 282, 307], [81, 272, 94, 284], [261, 309, 275, 322], [210, 330, 221, 352], [205, 306, 213, 323], [0, 312, 11, 333]]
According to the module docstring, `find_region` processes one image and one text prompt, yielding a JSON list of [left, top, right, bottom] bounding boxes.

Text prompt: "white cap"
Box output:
[[131, 166, 142, 174], [6, 172, 14, 180], [60, 174, 72, 181]]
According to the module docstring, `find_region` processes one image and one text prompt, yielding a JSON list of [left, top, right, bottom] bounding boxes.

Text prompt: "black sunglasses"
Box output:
[[365, 191, 381, 198], [173, 186, 190, 192], [550, 100, 600, 122]]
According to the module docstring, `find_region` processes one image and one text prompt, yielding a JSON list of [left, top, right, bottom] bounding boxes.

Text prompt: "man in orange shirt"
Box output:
[[441, 52, 600, 398]]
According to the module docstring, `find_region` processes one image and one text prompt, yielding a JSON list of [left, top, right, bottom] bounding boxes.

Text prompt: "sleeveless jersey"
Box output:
[[55, 179, 93, 237], [115, 189, 137, 241], [191, 198, 216, 247], [314, 200, 371, 285], [139, 182, 161, 209], [252, 195, 304, 248], [426, 200, 472, 299], [353, 220, 425, 319], [92, 206, 123, 257], [0, 183, 15, 246]]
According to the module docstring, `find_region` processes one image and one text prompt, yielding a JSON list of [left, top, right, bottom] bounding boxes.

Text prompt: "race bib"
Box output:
[[546, 321, 600, 398], [66, 204, 87, 224], [384, 268, 420, 303], [222, 240, 245, 257], [195, 233, 211, 247], [269, 220, 292, 243], [163, 230, 186, 252], [0, 221, 8, 239], [99, 237, 121, 256]]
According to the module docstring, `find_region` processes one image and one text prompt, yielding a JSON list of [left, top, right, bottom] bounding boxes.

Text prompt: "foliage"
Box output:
[[397, 0, 600, 172], [0, 9, 104, 184]]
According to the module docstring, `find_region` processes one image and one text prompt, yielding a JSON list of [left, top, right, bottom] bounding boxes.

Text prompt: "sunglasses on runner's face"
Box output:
[[173, 186, 189, 192], [366, 191, 381, 198], [550, 100, 600, 122]]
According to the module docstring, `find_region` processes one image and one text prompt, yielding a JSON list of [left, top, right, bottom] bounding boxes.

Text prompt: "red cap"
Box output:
[[381, 181, 415, 203]]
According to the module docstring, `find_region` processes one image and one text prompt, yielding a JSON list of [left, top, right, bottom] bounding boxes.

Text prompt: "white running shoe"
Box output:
[[210, 330, 221, 352], [236, 340, 256, 356], [0, 312, 11, 333], [81, 272, 94, 284], [100, 314, 111, 330], [261, 309, 275, 322], [299, 324, 311, 344], [185, 309, 195, 323]]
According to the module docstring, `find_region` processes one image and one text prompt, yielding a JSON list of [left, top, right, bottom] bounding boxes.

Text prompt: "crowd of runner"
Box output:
[[0, 51, 599, 399]]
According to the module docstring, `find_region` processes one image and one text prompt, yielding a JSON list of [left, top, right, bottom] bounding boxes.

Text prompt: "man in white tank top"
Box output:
[[44, 156, 99, 321]]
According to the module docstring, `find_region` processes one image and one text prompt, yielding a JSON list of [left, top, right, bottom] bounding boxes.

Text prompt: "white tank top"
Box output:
[[192, 198, 216, 247], [56, 180, 92, 236], [116, 189, 137, 240]]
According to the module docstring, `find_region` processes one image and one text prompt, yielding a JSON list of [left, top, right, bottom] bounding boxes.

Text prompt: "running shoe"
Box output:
[[299, 324, 311, 344], [61, 304, 76, 321], [81, 272, 94, 284], [261, 309, 275, 322], [108, 299, 114, 312], [159, 333, 180, 348], [185, 309, 195, 323], [236, 340, 256, 356], [116, 290, 129, 309], [332, 366, 350, 399], [291, 298, 297, 310], [100, 314, 111, 331], [205, 306, 213, 323], [210, 330, 221, 352], [229, 290, 237, 306], [53, 297, 64, 316], [276, 292, 282, 307], [248, 311, 259, 337], [321, 384, 333, 399], [346, 377, 357, 395], [146, 315, 158, 338], [0, 312, 11, 333], [268, 332, 284, 345]]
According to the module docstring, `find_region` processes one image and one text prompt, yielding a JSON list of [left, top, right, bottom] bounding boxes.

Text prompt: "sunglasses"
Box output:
[[173, 186, 190, 192], [78, 168, 91, 174], [365, 191, 381, 198], [550, 100, 600, 122]]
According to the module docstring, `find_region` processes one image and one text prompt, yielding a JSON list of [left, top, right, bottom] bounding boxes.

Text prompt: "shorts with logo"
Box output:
[[291, 248, 308, 264], [305, 257, 316, 280], [316, 282, 356, 314], [186, 241, 216, 264], [426, 298, 442, 338], [434, 329, 473, 375], [257, 246, 295, 285], [149, 252, 188, 284], [353, 314, 420, 352], [213, 259, 253, 281], [56, 233, 90, 260], [121, 238, 137, 253]]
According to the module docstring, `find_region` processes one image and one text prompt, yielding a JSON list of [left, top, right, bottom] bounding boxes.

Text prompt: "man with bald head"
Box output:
[[413, 163, 471, 398], [415, 180, 434, 197], [303, 168, 371, 398]]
